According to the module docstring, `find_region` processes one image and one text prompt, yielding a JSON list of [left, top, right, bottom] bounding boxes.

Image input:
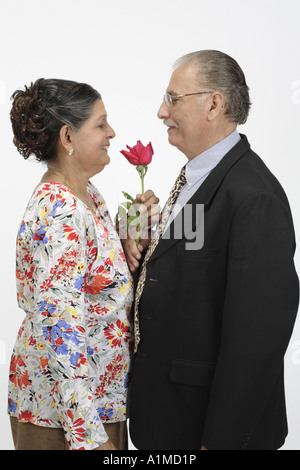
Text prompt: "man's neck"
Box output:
[[187, 124, 237, 161]]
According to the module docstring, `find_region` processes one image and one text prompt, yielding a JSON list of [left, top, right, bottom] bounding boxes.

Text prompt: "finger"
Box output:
[[137, 243, 145, 253], [148, 205, 161, 216], [139, 189, 154, 203], [126, 253, 140, 271], [139, 190, 160, 206], [147, 205, 161, 225], [148, 215, 160, 227], [139, 200, 160, 215], [126, 248, 141, 264], [127, 260, 136, 273]]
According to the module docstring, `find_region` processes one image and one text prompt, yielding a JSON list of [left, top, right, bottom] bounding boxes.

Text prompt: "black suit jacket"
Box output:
[[129, 135, 299, 450]]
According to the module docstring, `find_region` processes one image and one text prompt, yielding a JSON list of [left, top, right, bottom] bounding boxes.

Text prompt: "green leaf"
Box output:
[[127, 215, 138, 224], [120, 201, 132, 210], [128, 215, 141, 227], [122, 191, 135, 202], [117, 205, 127, 220]]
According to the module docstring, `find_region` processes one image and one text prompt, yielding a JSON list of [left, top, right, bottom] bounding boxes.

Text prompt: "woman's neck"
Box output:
[[40, 165, 100, 216], [41, 165, 90, 197]]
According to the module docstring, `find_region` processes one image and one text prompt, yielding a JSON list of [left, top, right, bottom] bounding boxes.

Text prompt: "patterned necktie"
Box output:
[[133, 166, 187, 352]]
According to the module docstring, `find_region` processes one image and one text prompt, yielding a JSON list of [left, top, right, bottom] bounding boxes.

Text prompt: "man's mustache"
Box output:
[[163, 120, 179, 128]]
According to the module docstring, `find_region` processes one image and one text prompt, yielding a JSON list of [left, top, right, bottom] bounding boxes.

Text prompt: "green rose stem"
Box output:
[[135, 165, 148, 246], [118, 165, 149, 248], [136, 165, 148, 194]]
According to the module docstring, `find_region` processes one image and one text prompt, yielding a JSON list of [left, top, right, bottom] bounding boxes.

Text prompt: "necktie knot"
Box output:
[[178, 166, 187, 185]]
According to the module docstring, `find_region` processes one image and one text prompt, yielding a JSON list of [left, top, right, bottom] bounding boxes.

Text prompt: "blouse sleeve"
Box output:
[[21, 194, 109, 450]]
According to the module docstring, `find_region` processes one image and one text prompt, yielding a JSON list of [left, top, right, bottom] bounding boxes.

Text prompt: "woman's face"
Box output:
[[71, 99, 116, 176]]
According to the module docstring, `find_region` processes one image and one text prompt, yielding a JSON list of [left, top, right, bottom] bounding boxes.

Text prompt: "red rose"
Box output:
[[118, 139, 154, 246], [120, 140, 153, 166]]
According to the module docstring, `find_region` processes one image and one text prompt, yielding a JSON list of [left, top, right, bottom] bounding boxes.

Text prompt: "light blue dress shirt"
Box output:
[[164, 130, 241, 231]]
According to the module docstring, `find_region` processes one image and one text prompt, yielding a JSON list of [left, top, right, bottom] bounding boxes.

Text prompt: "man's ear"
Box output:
[[206, 92, 226, 122]]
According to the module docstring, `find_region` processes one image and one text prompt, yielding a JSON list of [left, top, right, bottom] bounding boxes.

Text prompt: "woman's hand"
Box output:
[[94, 439, 118, 450], [122, 237, 147, 273]]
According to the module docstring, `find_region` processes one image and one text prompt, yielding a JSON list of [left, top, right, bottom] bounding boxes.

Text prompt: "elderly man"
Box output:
[[127, 50, 299, 450]]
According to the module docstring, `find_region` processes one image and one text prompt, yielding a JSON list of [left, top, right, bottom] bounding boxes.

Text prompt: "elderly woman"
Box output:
[[8, 78, 158, 450]]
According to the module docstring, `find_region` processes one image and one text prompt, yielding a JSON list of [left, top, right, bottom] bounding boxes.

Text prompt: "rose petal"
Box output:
[[140, 143, 154, 165], [135, 140, 145, 155], [120, 150, 140, 165]]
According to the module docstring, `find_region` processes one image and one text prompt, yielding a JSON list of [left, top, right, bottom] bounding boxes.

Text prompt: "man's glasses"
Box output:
[[163, 91, 214, 107]]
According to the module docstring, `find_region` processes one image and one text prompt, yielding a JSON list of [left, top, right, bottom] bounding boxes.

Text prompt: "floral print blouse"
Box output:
[[8, 181, 134, 450]]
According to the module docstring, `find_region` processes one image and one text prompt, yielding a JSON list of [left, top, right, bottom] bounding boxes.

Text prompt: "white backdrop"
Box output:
[[0, 0, 299, 450]]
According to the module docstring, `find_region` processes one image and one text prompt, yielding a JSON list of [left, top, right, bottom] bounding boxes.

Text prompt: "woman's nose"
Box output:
[[108, 123, 116, 139]]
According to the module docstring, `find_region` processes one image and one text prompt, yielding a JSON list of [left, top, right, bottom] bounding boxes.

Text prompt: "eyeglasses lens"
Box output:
[[164, 94, 172, 106]]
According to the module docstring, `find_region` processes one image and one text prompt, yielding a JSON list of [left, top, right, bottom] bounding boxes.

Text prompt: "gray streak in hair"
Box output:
[[173, 50, 251, 125]]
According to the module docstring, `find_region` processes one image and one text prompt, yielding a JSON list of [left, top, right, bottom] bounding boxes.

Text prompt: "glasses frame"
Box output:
[[163, 91, 214, 107]]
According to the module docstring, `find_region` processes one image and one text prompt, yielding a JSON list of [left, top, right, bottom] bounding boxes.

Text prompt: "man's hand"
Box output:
[[136, 190, 161, 232], [122, 190, 160, 273]]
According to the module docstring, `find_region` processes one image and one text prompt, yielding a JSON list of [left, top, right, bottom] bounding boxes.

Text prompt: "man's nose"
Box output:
[[157, 100, 170, 120]]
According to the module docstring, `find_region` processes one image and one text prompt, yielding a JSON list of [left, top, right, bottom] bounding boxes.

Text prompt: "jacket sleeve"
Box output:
[[202, 191, 299, 450], [29, 201, 108, 450]]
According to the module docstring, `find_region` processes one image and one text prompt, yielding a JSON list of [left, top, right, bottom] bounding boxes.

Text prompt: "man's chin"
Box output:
[[168, 134, 181, 151], [167, 130, 178, 145]]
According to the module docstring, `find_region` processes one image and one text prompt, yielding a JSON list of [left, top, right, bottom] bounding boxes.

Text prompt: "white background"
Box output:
[[0, 0, 299, 450]]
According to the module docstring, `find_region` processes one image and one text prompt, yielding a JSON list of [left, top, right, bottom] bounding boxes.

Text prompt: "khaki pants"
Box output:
[[10, 416, 128, 450]]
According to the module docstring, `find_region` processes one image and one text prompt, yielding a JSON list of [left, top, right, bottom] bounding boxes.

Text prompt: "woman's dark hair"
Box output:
[[10, 78, 101, 162]]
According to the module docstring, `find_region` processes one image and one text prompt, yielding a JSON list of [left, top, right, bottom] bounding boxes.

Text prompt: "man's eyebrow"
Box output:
[[166, 90, 178, 95]]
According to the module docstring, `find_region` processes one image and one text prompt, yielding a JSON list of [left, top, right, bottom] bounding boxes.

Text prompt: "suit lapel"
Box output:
[[148, 134, 251, 263]]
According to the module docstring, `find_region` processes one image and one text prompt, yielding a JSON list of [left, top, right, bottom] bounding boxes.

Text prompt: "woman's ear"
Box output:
[[58, 125, 74, 154]]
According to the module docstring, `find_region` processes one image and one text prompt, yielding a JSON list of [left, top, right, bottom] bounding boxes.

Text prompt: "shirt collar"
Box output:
[[185, 130, 241, 189]]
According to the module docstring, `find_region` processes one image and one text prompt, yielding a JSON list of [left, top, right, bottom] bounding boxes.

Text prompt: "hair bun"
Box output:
[[10, 78, 48, 161], [10, 77, 101, 163]]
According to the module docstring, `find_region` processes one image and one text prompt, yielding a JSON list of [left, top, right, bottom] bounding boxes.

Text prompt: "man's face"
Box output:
[[158, 65, 212, 160]]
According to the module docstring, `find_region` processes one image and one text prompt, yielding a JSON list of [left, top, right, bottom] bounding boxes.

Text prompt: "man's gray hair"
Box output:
[[173, 50, 251, 125]]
